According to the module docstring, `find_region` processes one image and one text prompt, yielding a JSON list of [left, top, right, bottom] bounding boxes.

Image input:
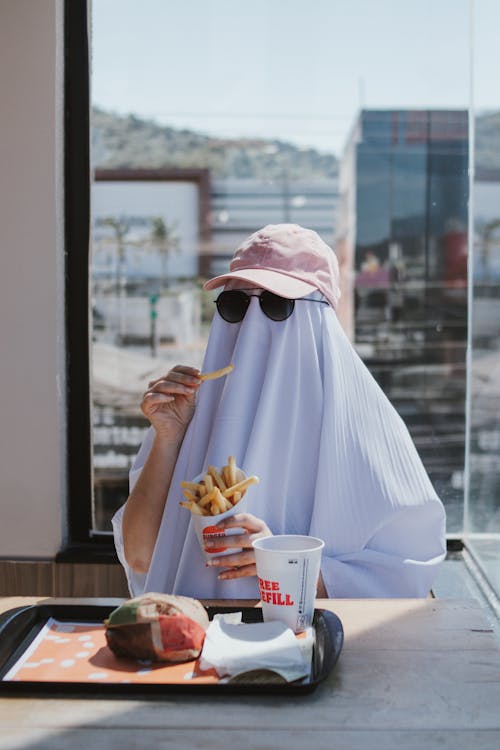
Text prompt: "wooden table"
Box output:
[[0, 596, 499, 750]]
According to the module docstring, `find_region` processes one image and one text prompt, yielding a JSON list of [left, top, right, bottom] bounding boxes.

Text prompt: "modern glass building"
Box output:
[[336, 110, 469, 533]]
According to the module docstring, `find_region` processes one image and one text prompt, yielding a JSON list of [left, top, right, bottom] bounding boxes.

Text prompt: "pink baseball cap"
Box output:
[[203, 224, 341, 309]]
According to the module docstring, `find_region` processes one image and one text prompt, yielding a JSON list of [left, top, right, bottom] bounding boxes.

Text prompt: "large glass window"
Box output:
[[89, 0, 469, 534], [85, 0, 500, 600]]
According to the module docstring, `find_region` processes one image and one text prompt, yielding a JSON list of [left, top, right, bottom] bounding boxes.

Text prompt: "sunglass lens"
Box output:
[[216, 291, 250, 323], [260, 291, 294, 321]]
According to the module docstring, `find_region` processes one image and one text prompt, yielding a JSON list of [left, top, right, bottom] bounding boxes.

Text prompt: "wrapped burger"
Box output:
[[104, 593, 209, 663]]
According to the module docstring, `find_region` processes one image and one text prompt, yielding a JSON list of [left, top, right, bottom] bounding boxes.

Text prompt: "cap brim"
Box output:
[[203, 268, 317, 300]]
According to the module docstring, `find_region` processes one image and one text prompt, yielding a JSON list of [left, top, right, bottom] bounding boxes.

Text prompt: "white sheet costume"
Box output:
[[113, 290, 446, 599]]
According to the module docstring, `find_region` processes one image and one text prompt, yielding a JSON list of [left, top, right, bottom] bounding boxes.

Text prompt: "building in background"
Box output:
[[335, 109, 469, 532], [206, 177, 337, 277]]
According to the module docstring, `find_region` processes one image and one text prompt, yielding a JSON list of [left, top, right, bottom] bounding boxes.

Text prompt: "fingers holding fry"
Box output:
[[179, 457, 259, 517]]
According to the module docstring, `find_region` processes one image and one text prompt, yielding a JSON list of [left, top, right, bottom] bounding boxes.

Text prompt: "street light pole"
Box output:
[[149, 294, 158, 357]]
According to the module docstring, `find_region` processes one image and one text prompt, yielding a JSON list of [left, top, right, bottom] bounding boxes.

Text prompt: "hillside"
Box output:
[[91, 107, 338, 180], [91, 108, 500, 178]]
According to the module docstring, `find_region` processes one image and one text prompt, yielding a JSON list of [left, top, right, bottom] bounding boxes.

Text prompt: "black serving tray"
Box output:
[[0, 603, 343, 696]]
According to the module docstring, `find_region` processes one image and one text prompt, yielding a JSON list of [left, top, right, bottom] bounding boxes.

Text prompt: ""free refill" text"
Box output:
[[258, 577, 295, 606]]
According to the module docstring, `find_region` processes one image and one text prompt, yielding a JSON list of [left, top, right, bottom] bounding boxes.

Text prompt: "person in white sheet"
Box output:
[[113, 224, 446, 599]]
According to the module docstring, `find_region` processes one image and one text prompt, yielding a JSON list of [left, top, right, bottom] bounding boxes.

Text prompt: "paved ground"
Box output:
[[92, 339, 207, 414]]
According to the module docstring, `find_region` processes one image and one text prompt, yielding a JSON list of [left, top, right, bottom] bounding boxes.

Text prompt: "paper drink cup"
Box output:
[[252, 535, 325, 633], [189, 471, 248, 562]]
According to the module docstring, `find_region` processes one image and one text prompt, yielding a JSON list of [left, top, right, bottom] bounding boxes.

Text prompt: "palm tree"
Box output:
[[101, 216, 131, 342], [101, 216, 131, 288], [149, 217, 180, 292]]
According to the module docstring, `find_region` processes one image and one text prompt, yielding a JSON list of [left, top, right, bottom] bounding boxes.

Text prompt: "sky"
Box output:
[[91, 0, 500, 156]]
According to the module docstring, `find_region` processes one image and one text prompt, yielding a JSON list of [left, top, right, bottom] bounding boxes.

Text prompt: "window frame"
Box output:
[[59, 0, 108, 561]]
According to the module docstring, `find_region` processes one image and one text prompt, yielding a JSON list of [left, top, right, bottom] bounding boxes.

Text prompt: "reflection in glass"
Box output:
[[336, 110, 468, 533], [468, 148, 500, 594]]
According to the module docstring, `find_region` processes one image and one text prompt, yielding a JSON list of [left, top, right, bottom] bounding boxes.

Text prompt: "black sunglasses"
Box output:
[[215, 289, 328, 323]]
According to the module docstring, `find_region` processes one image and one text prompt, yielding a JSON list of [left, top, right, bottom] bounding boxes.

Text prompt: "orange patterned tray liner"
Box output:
[[4, 618, 219, 685]]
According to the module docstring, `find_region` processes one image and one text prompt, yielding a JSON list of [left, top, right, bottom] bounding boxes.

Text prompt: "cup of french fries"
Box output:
[[179, 456, 259, 561]]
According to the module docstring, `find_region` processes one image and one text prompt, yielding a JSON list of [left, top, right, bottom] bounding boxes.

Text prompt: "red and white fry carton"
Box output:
[[189, 472, 248, 562], [252, 535, 325, 633]]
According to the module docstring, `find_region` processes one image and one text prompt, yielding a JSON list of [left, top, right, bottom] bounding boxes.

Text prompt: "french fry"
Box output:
[[209, 488, 223, 514], [179, 500, 209, 516], [223, 475, 259, 498], [180, 481, 205, 493], [215, 487, 233, 512], [179, 457, 259, 517], [199, 364, 234, 381], [208, 465, 227, 492], [222, 465, 231, 488], [228, 455, 237, 486], [199, 488, 217, 508]]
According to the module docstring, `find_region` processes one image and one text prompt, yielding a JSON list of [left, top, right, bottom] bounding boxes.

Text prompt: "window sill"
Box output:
[[55, 543, 118, 565]]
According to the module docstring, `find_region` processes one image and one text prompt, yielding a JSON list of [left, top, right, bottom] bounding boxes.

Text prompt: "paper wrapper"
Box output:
[[199, 612, 313, 682], [193, 494, 248, 562], [104, 594, 209, 663]]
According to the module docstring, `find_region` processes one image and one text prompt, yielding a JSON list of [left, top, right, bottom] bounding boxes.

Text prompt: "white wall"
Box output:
[[0, 1, 66, 557]]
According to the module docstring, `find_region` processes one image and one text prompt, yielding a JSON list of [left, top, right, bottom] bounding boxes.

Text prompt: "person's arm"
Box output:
[[122, 434, 184, 573], [316, 574, 328, 597], [318, 503, 446, 598], [122, 365, 201, 574]]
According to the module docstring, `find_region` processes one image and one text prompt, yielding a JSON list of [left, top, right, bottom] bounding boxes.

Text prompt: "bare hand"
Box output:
[[141, 365, 201, 440], [204, 513, 272, 580]]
